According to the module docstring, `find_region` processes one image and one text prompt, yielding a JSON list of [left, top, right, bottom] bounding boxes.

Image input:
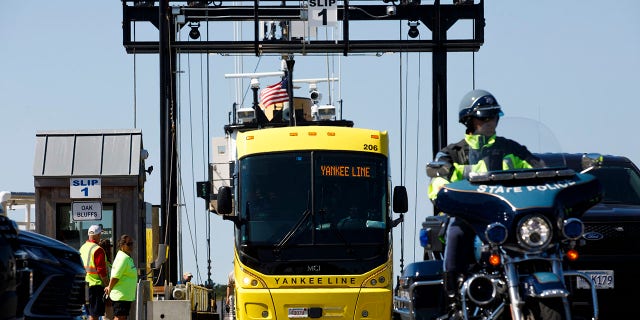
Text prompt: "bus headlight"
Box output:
[[242, 276, 261, 287]]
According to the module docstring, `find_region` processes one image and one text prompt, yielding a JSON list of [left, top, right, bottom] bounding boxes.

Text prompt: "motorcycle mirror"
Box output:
[[426, 161, 451, 178], [581, 153, 603, 173]]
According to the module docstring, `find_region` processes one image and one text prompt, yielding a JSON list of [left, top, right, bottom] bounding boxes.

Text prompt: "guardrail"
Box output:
[[186, 282, 214, 312]]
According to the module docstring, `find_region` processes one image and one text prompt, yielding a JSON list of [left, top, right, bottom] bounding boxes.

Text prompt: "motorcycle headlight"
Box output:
[[562, 218, 584, 240], [485, 223, 508, 245], [517, 215, 552, 250]]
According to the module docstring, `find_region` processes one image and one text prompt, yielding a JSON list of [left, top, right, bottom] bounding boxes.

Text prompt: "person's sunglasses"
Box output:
[[477, 116, 497, 122], [127, 242, 134, 246]]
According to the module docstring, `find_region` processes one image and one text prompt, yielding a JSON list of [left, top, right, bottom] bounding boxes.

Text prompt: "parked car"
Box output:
[[393, 259, 445, 320], [535, 153, 640, 319], [0, 214, 19, 319], [0, 215, 86, 319]]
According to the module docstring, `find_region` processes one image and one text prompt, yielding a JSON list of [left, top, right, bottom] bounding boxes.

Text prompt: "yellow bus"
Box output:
[[217, 124, 407, 320]]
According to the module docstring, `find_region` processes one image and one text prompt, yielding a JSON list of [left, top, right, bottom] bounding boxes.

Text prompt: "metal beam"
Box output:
[[122, 1, 484, 58], [123, 39, 482, 54]]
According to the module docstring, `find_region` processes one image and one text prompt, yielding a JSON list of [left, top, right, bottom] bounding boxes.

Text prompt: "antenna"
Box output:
[[224, 71, 285, 88]]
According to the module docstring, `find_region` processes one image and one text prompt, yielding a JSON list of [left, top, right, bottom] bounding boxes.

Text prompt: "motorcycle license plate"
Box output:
[[288, 308, 309, 318], [576, 270, 614, 289]]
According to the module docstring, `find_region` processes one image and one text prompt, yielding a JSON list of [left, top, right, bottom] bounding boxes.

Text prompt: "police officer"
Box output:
[[79, 225, 109, 320], [426, 89, 543, 301]]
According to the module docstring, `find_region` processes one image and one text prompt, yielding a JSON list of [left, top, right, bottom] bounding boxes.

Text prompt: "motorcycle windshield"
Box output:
[[434, 117, 602, 231]]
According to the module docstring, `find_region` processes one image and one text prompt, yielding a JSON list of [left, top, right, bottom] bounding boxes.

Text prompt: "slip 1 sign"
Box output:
[[70, 178, 101, 199], [72, 201, 103, 221], [308, 0, 337, 27]]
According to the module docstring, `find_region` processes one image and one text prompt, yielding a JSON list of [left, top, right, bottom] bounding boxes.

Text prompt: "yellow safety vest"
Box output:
[[428, 134, 537, 200], [79, 241, 105, 286]]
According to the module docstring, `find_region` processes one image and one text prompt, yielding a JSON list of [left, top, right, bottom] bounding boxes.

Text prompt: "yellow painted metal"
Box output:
[[236, 126, 389, 159], [146, 228, 154, 282], [233, 250, 394, 320]]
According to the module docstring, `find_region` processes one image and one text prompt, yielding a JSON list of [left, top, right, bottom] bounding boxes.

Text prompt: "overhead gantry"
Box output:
[[121, 0, 484, 283]]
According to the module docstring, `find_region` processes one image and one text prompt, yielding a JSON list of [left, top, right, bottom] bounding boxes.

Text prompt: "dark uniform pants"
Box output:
[[443, 217, 475, 273], [87, 285, 106, 316]]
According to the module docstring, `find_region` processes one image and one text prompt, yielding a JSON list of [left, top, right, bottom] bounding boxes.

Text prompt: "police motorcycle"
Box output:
[[393, 118, 603, 320]]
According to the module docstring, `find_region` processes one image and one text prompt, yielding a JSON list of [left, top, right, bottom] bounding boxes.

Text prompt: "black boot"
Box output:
[[442, 272, 463, 319], [443, 271, 457, 300]]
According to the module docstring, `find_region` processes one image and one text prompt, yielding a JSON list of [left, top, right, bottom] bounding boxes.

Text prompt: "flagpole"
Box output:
[[251, 79, 269, 127], [286, 57, 296, 126]]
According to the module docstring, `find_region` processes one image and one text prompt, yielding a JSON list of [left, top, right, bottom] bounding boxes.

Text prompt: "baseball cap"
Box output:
[[88, 225, 103, 235]]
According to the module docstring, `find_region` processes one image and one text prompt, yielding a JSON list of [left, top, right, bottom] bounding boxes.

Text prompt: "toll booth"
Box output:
[[32, 129, 150, 269]]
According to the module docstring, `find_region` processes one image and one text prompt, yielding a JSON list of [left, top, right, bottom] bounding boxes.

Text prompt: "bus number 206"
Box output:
[[363, 144, 378, 151]]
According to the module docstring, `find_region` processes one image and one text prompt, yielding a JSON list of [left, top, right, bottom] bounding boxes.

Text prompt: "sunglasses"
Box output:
[[477, 116, 498, 122], [126, 241, 134, 246]]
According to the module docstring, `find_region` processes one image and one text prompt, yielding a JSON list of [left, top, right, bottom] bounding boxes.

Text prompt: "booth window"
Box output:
[[56, 203, 115, 250]]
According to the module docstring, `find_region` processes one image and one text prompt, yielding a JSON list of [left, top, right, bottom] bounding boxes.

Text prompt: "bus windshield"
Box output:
[[237, 151, 389, 275]]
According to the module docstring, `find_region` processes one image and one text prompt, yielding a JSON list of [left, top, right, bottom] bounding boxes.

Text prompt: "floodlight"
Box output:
[[236, 107, 256, 124], [318, 105, 336, 121], [408, 21, 420, 39], [310, 89, 321, 102], [189, 22, 201, 40]]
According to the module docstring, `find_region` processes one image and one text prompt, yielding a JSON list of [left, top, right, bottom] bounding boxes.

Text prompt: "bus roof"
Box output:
[[236, 126, 389, 158]]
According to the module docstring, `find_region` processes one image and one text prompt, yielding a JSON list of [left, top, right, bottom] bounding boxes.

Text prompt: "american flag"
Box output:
[[259, 78, 289, 108]]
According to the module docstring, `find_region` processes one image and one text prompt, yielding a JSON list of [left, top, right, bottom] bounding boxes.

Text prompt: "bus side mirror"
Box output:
[[217, 186, 233, 215], [393, 186, 408, 214], [218, 186, 245, 228]]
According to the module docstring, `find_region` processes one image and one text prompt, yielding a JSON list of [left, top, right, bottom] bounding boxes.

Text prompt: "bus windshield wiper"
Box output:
[[275, 191, 312, 250], [274, 208, 311, 249]]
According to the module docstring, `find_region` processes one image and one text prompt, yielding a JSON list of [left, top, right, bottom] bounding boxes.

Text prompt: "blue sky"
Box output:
[[1, 1, 639, 284]]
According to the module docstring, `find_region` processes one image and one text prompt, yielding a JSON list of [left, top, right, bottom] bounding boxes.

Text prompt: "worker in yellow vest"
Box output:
[[79, 225, 109, 320]]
